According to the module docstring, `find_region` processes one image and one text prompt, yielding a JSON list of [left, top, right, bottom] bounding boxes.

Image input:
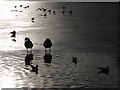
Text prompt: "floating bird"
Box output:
[[98, 66, 109, 75], [48, 9, 52, 13], [44, 14, 47, 18], [53, 11, 56, 15], [10, 30, 16, 37], [24, 37, 33, 54], [62, 10, 65, 15], [37, 8, 42, 11], [69, 11, 72, 15], [62, 6, 65, 10], [24, 5, 29, 9], [20, 5, 22, 7], [14, 6, 17, 8], [31, 17, 34, 21], [73, 57, 77, 65], [30, 65, 38, 74], [43, 38, 52, 52]]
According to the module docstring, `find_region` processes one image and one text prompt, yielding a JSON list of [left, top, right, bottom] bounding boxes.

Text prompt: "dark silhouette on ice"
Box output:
[[30, 65, 38, 74], [24, 37, 33, 54], [10, 31, 16, 37], [72, 57, 77, 66], [98, 66, 109, 75], [43, 38, 52, 53]]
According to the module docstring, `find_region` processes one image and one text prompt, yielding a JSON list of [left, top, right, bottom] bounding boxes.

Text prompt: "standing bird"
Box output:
[[73, 57, 77, 66], [24, 37, 33, 54], [43, 38, 52, 52], [10, 30, 16, 37], [98, 66, 109, 75]]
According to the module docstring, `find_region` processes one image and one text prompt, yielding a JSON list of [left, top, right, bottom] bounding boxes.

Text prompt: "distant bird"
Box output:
[[30, 65, 38, 74], [31, 17, 34, 21], [24, 37, 33, 54], [48, 9, 52, 13], [20, 5, 22, 7], [69, 11, 72, 15], [14, 6, 17, 8], [98, 66, 109, 75], [73, 57, 77, 65], [43, 38, 52, 52], [62, 6, 65, 10], [10, 30, 16, 37], [44, 14, 47, 18], [62, 10, 65, 15], [37, 8, 42, 11], [53, 11, 56, 15], [12, 39, 16, 42]]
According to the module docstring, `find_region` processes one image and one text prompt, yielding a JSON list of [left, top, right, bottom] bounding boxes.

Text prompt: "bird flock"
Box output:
[[11, 4, 73, 23]]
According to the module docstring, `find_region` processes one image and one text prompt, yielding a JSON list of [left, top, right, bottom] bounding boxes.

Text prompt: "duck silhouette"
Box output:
[[30, 65, 38, 74], [10, 31, 16, 37], [24, 37, 33, 54], [73, 57, 77, 66], [43, 38, 52, 52], [98, 66, 109, 75]]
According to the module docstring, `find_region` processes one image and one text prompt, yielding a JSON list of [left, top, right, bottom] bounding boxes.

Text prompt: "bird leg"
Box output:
[[49, 48, 51, 53], [31, 48, 32, 54]]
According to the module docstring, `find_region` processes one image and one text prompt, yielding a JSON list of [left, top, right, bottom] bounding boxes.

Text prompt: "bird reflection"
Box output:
[[43, 52, 52, 64], [25, 54, 33, 65]]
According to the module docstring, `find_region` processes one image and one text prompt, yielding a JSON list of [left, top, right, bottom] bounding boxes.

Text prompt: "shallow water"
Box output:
[[0, 1, 119, 89]]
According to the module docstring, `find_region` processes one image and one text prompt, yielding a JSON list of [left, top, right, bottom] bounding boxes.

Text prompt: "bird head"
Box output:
[[25, 37, 30, 41]]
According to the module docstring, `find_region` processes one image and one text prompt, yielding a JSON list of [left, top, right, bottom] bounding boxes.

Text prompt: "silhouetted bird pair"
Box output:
[[24, 37, 52, 54]]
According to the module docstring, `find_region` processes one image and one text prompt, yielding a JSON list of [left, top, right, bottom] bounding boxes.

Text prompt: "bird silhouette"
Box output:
[[69, 11, 72, 15], [30, 65, 38, 74], [10, 30, 16, 37], [24, 37, 33, 54], [43, 38, 52, 53], [53, 11, 56, 15], [31, 17, 34, 21], [44, 14, 47, 18], [62, 10, 65, 15], [73, 57, 77, 66], [98, 66, 109, 75]]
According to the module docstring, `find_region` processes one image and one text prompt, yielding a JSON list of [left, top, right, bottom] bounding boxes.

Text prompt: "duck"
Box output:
[[30, 65, 38, 74]]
